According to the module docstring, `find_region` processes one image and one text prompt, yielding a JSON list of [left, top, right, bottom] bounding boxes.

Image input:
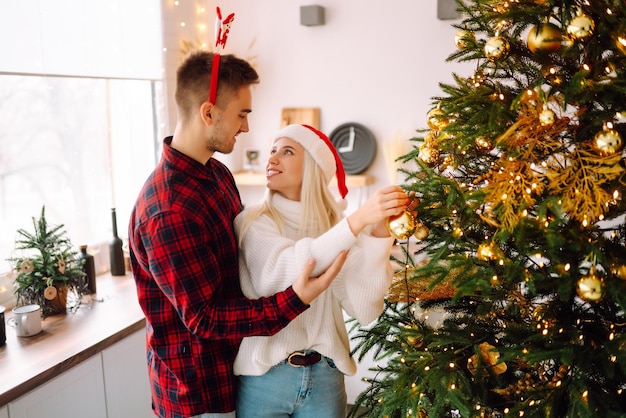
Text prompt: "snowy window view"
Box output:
[[0, 75, 162, 273]]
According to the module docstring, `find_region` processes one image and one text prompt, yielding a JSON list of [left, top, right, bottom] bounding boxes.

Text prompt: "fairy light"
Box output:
[[424, 366, 430, 371], [449, 362, 455, 368], [582, 63, 590, 71], [450, 383, 456, 389]]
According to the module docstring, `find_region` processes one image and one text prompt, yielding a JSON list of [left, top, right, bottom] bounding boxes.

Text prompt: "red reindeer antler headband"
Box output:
[[209, 6, 235, 105]]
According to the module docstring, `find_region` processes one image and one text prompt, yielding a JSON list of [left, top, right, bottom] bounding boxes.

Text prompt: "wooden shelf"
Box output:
[[233, 171, 375, 188]]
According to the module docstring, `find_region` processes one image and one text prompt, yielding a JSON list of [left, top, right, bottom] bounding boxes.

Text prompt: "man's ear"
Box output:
[[200, 101, 214, 125]]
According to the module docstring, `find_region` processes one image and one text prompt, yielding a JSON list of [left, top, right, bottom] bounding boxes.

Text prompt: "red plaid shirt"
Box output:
[[129, 137, 307, 418]]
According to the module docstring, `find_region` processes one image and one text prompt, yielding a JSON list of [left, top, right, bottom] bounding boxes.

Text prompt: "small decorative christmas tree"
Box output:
[[9, 206, 87, 317], [350, 0, 626, 416]]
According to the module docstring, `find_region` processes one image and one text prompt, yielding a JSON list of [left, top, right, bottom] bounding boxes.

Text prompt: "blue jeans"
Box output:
[[191, 413, 235, 418], [236, 353, 347, 418]]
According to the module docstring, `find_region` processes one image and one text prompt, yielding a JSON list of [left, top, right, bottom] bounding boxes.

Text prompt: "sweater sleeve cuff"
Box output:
[[277, 286, 309, 319]]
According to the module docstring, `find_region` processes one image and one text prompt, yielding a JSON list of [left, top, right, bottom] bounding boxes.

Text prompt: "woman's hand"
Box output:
[[347, 186, 412, 237]]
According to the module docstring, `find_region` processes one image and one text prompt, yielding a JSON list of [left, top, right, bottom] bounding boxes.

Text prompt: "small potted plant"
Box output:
[[9, 206, 87, 317]]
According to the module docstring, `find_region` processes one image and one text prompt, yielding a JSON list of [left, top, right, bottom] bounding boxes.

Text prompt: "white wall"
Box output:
[[162, 0, 472, 205], [160, 0, 473, 403]]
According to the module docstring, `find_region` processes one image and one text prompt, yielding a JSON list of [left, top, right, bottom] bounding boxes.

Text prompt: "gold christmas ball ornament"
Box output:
[[427, 108, 448, 130], [403, 324, 424, 346], [593, 128, 623, 156], [386, 210, 417, 240], [566, 14, 595, 41], [527, 23, 562, 53], [484, 36, 510, 61], [424, 130, 438, 144], [455, 29, 475, 49], [413, 222, 430, 241], [576, 273, 603, 302], [539, 108, 556, 126], [418, 143, 440, 165], [467, 342, 507, 376]]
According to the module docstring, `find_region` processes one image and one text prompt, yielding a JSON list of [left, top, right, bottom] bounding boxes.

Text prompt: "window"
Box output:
[[0, 0, 164, 307], [0, 75, 165, 306]]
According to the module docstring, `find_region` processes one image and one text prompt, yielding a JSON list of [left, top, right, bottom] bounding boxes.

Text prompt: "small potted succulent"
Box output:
[[9, 206, 87, 317]]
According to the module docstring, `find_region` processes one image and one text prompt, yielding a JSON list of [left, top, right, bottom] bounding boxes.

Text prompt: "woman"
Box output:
[[234, 124, 410, 417]]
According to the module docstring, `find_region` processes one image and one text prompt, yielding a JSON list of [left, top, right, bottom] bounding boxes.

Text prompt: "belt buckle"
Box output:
[[287, 351, 307, 367]]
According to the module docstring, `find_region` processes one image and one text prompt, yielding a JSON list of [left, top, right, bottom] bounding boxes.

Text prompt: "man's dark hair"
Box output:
[[175, 51, 259, 119]]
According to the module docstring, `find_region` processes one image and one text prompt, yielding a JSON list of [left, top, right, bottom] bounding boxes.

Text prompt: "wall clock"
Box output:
[[329, 122, 377, 174]]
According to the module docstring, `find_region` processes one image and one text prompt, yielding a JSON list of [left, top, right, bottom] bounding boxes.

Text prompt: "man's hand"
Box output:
[[292, 251, 348, 305]]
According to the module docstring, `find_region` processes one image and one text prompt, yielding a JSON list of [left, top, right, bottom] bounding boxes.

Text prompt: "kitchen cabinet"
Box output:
[[0, 273, 150, 417], [6, 330, 151, 418], [8, 355, 107, 418], [102, 330, 152, 418]]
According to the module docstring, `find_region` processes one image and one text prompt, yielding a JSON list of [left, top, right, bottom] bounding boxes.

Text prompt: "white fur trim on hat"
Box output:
[[272, 124, 336, 184]]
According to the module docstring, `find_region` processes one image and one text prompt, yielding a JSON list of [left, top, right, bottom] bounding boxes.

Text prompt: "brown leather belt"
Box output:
[[287, 351, 322, 367]]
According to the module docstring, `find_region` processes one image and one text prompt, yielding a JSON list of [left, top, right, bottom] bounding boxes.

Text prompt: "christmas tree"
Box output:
[[349, 0, 626, 417]]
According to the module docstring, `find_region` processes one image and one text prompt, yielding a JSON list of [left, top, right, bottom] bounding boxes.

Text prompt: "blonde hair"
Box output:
[[237, 152, 343, 245]]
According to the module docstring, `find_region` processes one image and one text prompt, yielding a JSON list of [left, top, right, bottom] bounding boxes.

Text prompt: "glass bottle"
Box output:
[[109, 208, 126, 276], [80, 245, 97, 293]]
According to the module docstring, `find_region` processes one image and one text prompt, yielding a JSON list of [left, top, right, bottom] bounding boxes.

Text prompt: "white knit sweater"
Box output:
[[233, 194, 393, 377]]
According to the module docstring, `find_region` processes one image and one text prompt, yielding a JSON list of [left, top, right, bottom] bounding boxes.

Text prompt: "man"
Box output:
[[128, 51, 346, 418]]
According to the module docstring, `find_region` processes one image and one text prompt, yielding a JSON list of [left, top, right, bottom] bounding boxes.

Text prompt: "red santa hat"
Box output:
[[272, 124, 348, 199]]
